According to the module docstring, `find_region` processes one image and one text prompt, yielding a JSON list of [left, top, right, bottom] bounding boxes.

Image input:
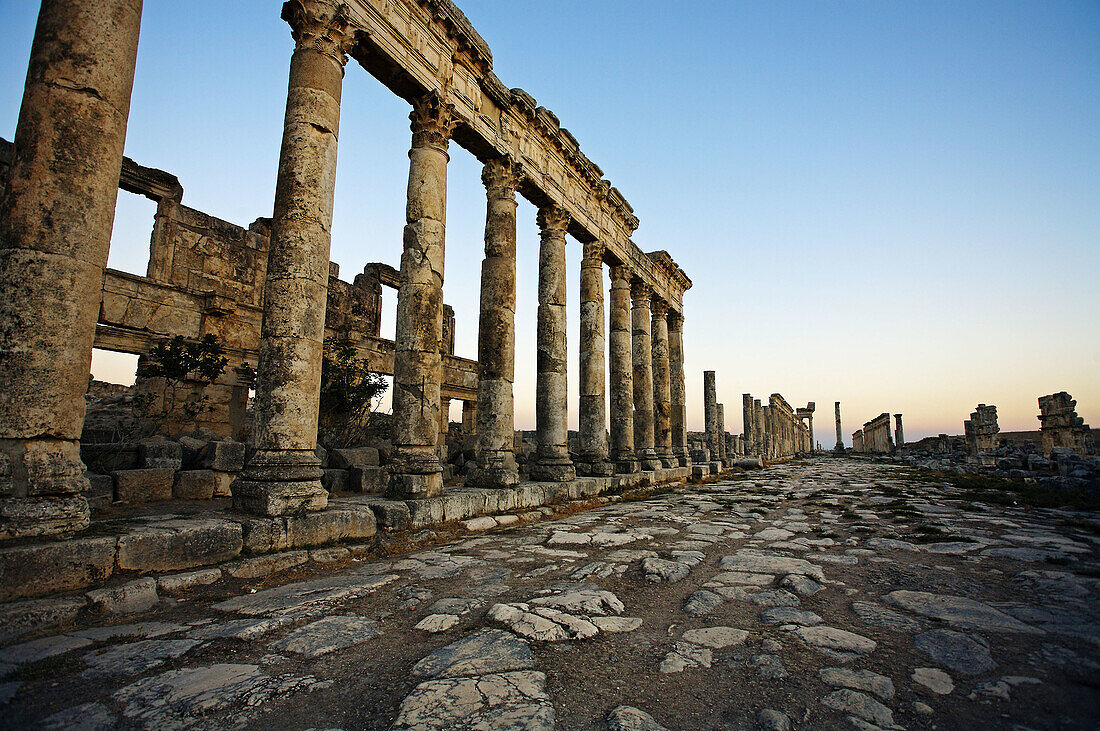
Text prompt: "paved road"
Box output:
[[2, 458, 1099, 730]]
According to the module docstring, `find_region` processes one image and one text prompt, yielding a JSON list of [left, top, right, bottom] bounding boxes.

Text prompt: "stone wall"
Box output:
[[1038, 392, 1094, 458], [964, 404, 999, 461], [855, 413, 894, 454]]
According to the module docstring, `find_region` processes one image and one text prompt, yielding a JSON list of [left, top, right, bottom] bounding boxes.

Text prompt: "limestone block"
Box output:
[[349, 466, 385, 494], [407, 497, 446, 528], [225, 551, 309, 579], [138, 440, 183, 470], [87, 473, 114, 502], [692, 466, 709, 480], [321, 469, 349, 493], [86, 577, 159, 615], [112, 468, 175, 503], [116, 518, 243, 573], [173, 470, 218, 500], [0, 536, 117, 601], [157, 568, 222, 594], [329, 448, 380, 469], [690, 449, 709, 463], [197, 440, 245, 472], [0, 495, 91, 540], [708, 462, 721, 475], [0, 595, 87, 644], [0, 453, 11, 497], [365, 500, 411, 532], [283, 506, 377, 548]]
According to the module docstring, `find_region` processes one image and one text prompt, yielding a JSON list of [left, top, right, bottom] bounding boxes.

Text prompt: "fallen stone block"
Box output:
[[366, 500, 411, 532], [463, 516, 497, 531], [691, 466, 709, 480], [116, 518, 242, 573], [172, 470, 217, 500], [0, 595, 87, 643], [112, 468, 174, 503], [349, 465, 384, 493], [157, 568, 222, 594], [138, 440, 182, 470], [321, 469, 349, 493], [87, 577, 158, 615], [0, 536, 117, 601], [197, 440, 245, 472], [225, 551, 309, 579], [329, 447, 380, 469]]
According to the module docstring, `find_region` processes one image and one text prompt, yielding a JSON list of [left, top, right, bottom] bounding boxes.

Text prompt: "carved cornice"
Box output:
[[536, 204, 570, 237], [481, 156, 521, 200], [410, 91, 457, 151], [282, 0, 357, 66], [581, 240, 605, 265]]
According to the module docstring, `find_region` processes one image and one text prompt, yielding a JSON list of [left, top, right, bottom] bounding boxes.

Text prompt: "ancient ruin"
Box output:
[[964, 404, 1000, 462], [1038, 392, 1094, 458], [852, 412, 895, 454]]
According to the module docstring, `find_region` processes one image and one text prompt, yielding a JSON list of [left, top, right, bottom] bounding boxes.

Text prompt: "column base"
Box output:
[[613, 455, 640, 474], [529, 459, 576, 482], [638, 449, 662, 471], [232, 448, 327, 517], [575, 457, 615, 477], [465, 462, 519, 489], [0, 495, 91, 541], [386, 471, 443, 499], [656, 450, 677, 468]]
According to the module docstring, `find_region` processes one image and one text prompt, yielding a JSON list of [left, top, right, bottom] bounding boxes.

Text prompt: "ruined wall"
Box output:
[[1038, 392, 1094, 457], [857, 413, 894, 454], [964, 404, 999, 460]]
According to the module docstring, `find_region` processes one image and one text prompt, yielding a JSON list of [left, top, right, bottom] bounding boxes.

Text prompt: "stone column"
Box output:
[[576, 241, 613, 476], [894, 414, 904, 450], [808, 413, 815, 453], [762, 405, 773, 460], [388, 91, 456, 498], [0, 0, 142, 538], [703, 371, 718, 462], [668, 311, 689, 466], [717, 404, 727, 465], [467, 157, 520, 488], [742, 394, 755, 457], [754, 399, 764, 457], [651, 299, 676, 468], [834, 401, 844, 452], [234, 1, 353, 516], [632, 281, 661, 470], [530, 205, 575, 482], [608, 265, 638, 473], [461, 400, 477, 442], [439, 398, 451, 461]]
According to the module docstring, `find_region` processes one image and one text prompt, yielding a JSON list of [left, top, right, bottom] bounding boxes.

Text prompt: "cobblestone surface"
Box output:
[[2, 458, 1099, 729]]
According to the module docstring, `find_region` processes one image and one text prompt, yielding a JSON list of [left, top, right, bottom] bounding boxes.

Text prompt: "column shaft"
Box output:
[[632, 281, 660, 470], [717, 403, 727, 464], [530, 205, 575, 481], [895, 414, 904, 450], [754, 400, 764, 458], [608, 266, 638, 473], [387, 91, 455, 498], [576, 241, 613, 476], [834, 401, 843, 451], [468, 157, 519, 488], [0, 0, 143, 538], [703, 371, 718, 463], [651, 299, 675, 467], [668, 311, 689, 466]]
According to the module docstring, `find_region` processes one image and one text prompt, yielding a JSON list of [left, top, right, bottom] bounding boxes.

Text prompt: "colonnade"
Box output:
[[0, 0, 692, 535]]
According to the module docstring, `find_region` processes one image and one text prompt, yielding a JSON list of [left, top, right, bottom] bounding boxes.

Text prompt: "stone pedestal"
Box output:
[[468, 157, 520, 488], [576, 241, 614, 476], [631, 281, 661, 471], [608, 266, 639, 474], [530, 205, 575, 482], [388, 91, 456, 499], [668, 311, 689, 466], [0, 0, 144, 538], [651, 300, 676, 468], [235, 1, 355, 516]]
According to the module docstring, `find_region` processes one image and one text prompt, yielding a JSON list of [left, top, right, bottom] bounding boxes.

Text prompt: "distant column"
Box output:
[[834, 401, 844, 452], [894, 414, 904, 450], [530, 204, 575, 482], [438, 398, 451, 461], [388, 91, 456, 499], [236, 1, 354, 516], [651, 299, 675, 467], [762, 405, 773, 460], [461, 400, 477, 441], [754, 399, 764, 457], [807, 413, 815, 453], [703, 371, 718, 461], [0, 0, 143, 538], [716, 404, 727, 464], [668, 311, 689, 466], [576, 241, 613, 476], [468, 156, 520, 488], [632, 280, 661, 470], [742, 394, 755, 456], [608, 265, 638, 473]]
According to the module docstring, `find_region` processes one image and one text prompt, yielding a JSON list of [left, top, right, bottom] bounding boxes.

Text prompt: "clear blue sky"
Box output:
[[2, 1, 1097, 445]]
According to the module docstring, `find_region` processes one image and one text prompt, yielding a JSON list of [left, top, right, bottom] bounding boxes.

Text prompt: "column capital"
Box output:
[[631, 278, 652, 301], [609, 264, 632, 287], [282, 0, 357, 66], [667, 309, 683, 330], [410, 90, 457, 151], [482, 156, 521, 199], [651, 298, 669, 318], [581, 240, 605, 266], [536, 204, 570, 236]]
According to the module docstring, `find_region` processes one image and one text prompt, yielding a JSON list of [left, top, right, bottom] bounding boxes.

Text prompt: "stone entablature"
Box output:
[[1038, 392, 1094, 458], [855, 413, 894, 454]]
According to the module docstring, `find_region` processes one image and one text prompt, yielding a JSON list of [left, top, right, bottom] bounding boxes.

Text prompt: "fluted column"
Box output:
[[235, 1, 353, 516], [576, 241, 613, 476], [387, 91, 456, 499], [608, 265, 638, 473], [530, 205, 575, 482], [650, 300, 675, 468], [668, 311, 689, 466], [0, 0, 142, 538], [632, 281, 661, 470], [467, 157, 520, 488]]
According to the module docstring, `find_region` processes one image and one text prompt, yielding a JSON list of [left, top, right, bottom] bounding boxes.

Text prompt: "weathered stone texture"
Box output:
[[1038, 392, 1093, 457]]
